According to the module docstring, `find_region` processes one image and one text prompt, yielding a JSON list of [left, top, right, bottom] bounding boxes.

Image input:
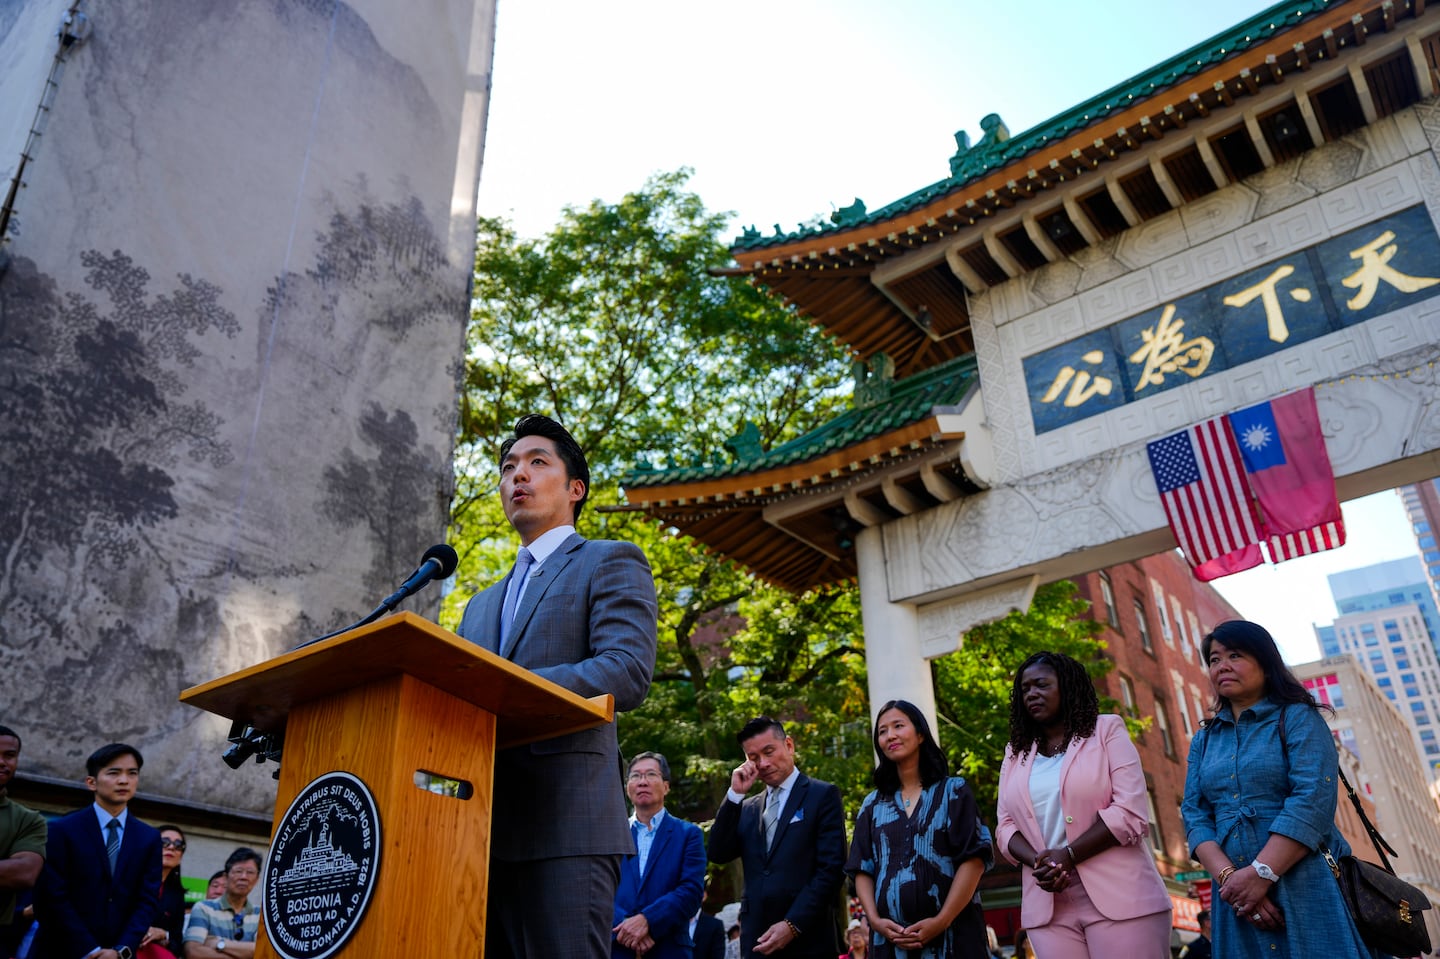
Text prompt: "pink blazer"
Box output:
[[995, 714, 1171, 927]]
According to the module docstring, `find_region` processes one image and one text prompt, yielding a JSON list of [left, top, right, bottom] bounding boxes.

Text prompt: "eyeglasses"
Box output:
[[160, 838, 186, 850], [627, 770, 664, 783]]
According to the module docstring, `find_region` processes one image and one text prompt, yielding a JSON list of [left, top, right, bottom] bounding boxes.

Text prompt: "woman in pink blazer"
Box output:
[[995, 652, 1172, 957]]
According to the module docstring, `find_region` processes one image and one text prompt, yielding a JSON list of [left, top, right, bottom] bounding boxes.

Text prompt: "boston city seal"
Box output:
[[264, 771, 381, 959]]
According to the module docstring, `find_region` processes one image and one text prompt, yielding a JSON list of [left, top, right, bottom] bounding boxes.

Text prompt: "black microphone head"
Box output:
[[421, 543, 459, 579]]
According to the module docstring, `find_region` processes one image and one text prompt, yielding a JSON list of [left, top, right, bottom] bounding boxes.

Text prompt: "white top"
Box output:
[[1028, 751, 1068, 849]]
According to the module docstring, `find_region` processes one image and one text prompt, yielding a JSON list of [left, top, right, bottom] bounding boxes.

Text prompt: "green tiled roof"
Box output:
[[623, 354, 979, 488], [733, 0, 1333, 252]]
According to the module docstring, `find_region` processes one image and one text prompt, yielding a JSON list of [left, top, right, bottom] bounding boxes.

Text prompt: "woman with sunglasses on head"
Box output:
[[995, 651, 1171, 958], [845, 699, 992, 958], [139, 824, 188, 956], [1181, 620, 1379, 957]]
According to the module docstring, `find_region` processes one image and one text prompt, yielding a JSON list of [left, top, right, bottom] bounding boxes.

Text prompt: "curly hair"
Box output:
[[871, 699, 949, 793], [1007, 651, 1099, 762]]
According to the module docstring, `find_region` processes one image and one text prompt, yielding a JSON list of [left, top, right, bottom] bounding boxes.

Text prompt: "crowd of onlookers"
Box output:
[[1, 617, 1386, 958], [0, 732, 266, 959]]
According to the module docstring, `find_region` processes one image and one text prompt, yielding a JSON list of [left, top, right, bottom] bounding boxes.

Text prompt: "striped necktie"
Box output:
[[763, 788, 781, 850], [105, 818, 121, 871]]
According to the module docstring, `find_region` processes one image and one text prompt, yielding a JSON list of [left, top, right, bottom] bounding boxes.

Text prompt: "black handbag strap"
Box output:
[[1334, 761, 1400, 874]]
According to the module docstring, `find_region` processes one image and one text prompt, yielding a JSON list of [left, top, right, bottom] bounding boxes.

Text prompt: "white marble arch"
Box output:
[[860, 110, 1440, 719]]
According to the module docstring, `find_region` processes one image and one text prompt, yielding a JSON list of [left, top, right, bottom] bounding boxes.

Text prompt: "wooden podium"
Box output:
[[180, 611, 612, 958]]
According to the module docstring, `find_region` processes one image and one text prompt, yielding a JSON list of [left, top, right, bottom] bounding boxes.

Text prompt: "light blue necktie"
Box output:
[[499, 548, 534, 657], [105, 818, 121, 871]]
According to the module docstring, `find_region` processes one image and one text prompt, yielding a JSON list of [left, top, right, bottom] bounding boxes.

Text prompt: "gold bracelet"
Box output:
[[1216, 865, 1236, 887]]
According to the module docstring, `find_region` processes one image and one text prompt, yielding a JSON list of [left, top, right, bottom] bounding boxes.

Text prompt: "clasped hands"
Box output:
[[1031, 846, 1072, 893], [873, 915, 944, 950], [614, 913, 655, 954], [1218, 865, 1285, 931]]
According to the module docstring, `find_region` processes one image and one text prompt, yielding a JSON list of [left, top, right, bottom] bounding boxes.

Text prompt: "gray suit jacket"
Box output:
[[457, 533, 658, 860]]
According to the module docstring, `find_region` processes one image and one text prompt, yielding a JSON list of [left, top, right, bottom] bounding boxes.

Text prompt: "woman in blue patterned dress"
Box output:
[[845, 699, 991, 958], [1181, 620, 1380, 958]]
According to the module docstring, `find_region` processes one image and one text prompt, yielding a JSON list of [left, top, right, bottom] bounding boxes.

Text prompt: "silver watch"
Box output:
[[216, 939, 228, 952], [1252, 859, 1279, 882]]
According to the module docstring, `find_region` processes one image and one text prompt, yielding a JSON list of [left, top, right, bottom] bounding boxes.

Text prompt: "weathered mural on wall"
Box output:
[[0, 0, 493, 816]]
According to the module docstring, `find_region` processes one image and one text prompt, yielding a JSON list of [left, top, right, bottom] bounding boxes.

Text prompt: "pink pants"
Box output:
[[1026, 874, 1173, 959]]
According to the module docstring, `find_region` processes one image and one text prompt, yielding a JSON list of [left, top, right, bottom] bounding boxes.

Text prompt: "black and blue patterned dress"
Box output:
[[845, 776, 993, 959]]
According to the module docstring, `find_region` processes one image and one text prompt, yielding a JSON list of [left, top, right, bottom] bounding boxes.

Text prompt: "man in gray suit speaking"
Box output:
[[458, 414, 658, 958]]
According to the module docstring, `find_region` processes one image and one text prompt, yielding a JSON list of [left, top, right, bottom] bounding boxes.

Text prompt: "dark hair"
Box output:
[[209, 870, 226, 883], [1007, 651, 1099, 762], [86, 743, 143, 777], [0, 725, 19, 751], [1197, 909, 1210, 924], [498, 414, 590, 522], [158, 823, 185, 840], [737, 716, 787, 745], [871, 699, 948, 793], [628, 751, 671, 781], [1201, 620, 1327, 717], [224, 847, 263, 874]]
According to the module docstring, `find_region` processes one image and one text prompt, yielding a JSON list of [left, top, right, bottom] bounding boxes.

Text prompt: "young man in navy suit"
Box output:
[[457, 414, 658, 958], [708, 717, 845, 958], [34, 743, 162, 959], [612, 751, 705, 959]]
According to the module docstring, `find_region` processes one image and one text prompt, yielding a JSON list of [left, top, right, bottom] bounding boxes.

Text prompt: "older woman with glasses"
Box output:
[[141, 824, 188, 956]]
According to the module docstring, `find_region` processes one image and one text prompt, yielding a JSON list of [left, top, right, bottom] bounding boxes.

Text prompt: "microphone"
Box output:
[[291, 544, 459, 650], [377, 544, 460, 611]]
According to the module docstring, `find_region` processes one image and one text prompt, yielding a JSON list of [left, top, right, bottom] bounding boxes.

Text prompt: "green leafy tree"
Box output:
[[446, 170, 870, 823], [931, 580, 1135, 817]]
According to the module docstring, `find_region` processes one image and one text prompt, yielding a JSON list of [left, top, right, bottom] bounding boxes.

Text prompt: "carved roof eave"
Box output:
[[727, 0, 1391, 271], [621, 416, 964, 509]]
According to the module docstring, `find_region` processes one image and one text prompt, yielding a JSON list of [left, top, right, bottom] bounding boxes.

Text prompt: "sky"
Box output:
[[474, 0, 1427, 664]]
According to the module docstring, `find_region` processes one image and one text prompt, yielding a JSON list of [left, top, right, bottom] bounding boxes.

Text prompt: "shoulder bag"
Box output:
[[1322, 763, 1432, 957]]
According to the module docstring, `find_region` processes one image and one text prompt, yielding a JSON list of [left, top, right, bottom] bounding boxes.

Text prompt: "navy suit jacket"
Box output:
[[691, 911, 726, 959], [612, 813, 705, 959], [708, 773, 845, 959], [34, 807, 161, 959], [456, 534, 658, 861]]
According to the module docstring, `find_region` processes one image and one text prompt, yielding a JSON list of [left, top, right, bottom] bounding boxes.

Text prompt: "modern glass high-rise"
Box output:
[[1315, 556, 1440, 776]]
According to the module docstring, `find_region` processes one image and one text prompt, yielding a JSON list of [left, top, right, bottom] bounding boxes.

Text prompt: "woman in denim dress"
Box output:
[[1181, 620, 1380, 958]]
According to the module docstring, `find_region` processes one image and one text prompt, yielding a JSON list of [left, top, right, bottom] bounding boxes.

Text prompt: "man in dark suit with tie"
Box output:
[[34, 743, 162, 959], [457, 413, 658, 959], [612, 751, 704, 959], [705, 714, 840, 950], [708, 717, 845, 958]]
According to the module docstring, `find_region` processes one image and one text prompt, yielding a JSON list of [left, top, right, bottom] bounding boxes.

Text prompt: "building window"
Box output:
[[1155, 699, 1176, 758], [1134, 601, 1153, 653], [1099, 572, 1118, 628], [1152, 581, 1173, 646], [1145, 789, 1164, 854], [1119, 674, 1137, 716]]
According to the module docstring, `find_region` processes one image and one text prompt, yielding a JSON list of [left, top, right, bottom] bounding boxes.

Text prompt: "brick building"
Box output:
[[1072, 549, 1242, 885]]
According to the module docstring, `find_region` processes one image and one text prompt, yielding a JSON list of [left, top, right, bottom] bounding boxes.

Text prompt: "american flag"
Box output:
[[1146, 418, 1264, 578], [1269, 523, 1345, 561]]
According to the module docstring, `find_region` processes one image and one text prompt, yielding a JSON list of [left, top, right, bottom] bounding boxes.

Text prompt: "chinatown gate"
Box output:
[[620, 0, 1440, 722]]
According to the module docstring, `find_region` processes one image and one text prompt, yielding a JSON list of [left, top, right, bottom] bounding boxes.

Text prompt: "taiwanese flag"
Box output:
[[1146, 418, 1265, 581], [1226, 387, 1346, 562]]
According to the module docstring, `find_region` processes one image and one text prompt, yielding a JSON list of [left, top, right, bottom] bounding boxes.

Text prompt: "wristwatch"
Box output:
[[1252, 859, 1279, 882], [117, 948, 133, 959], [216, 939, 228, 952]]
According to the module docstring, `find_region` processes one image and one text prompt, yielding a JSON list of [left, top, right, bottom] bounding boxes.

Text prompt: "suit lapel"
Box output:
[[504, 533, 584, 660]]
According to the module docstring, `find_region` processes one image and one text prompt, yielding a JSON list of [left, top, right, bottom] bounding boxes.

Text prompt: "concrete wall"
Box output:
[[0, 0, 496, 818]]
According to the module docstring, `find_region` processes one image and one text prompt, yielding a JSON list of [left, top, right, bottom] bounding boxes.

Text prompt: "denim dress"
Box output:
[[1181, 698, 1381, 958]]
